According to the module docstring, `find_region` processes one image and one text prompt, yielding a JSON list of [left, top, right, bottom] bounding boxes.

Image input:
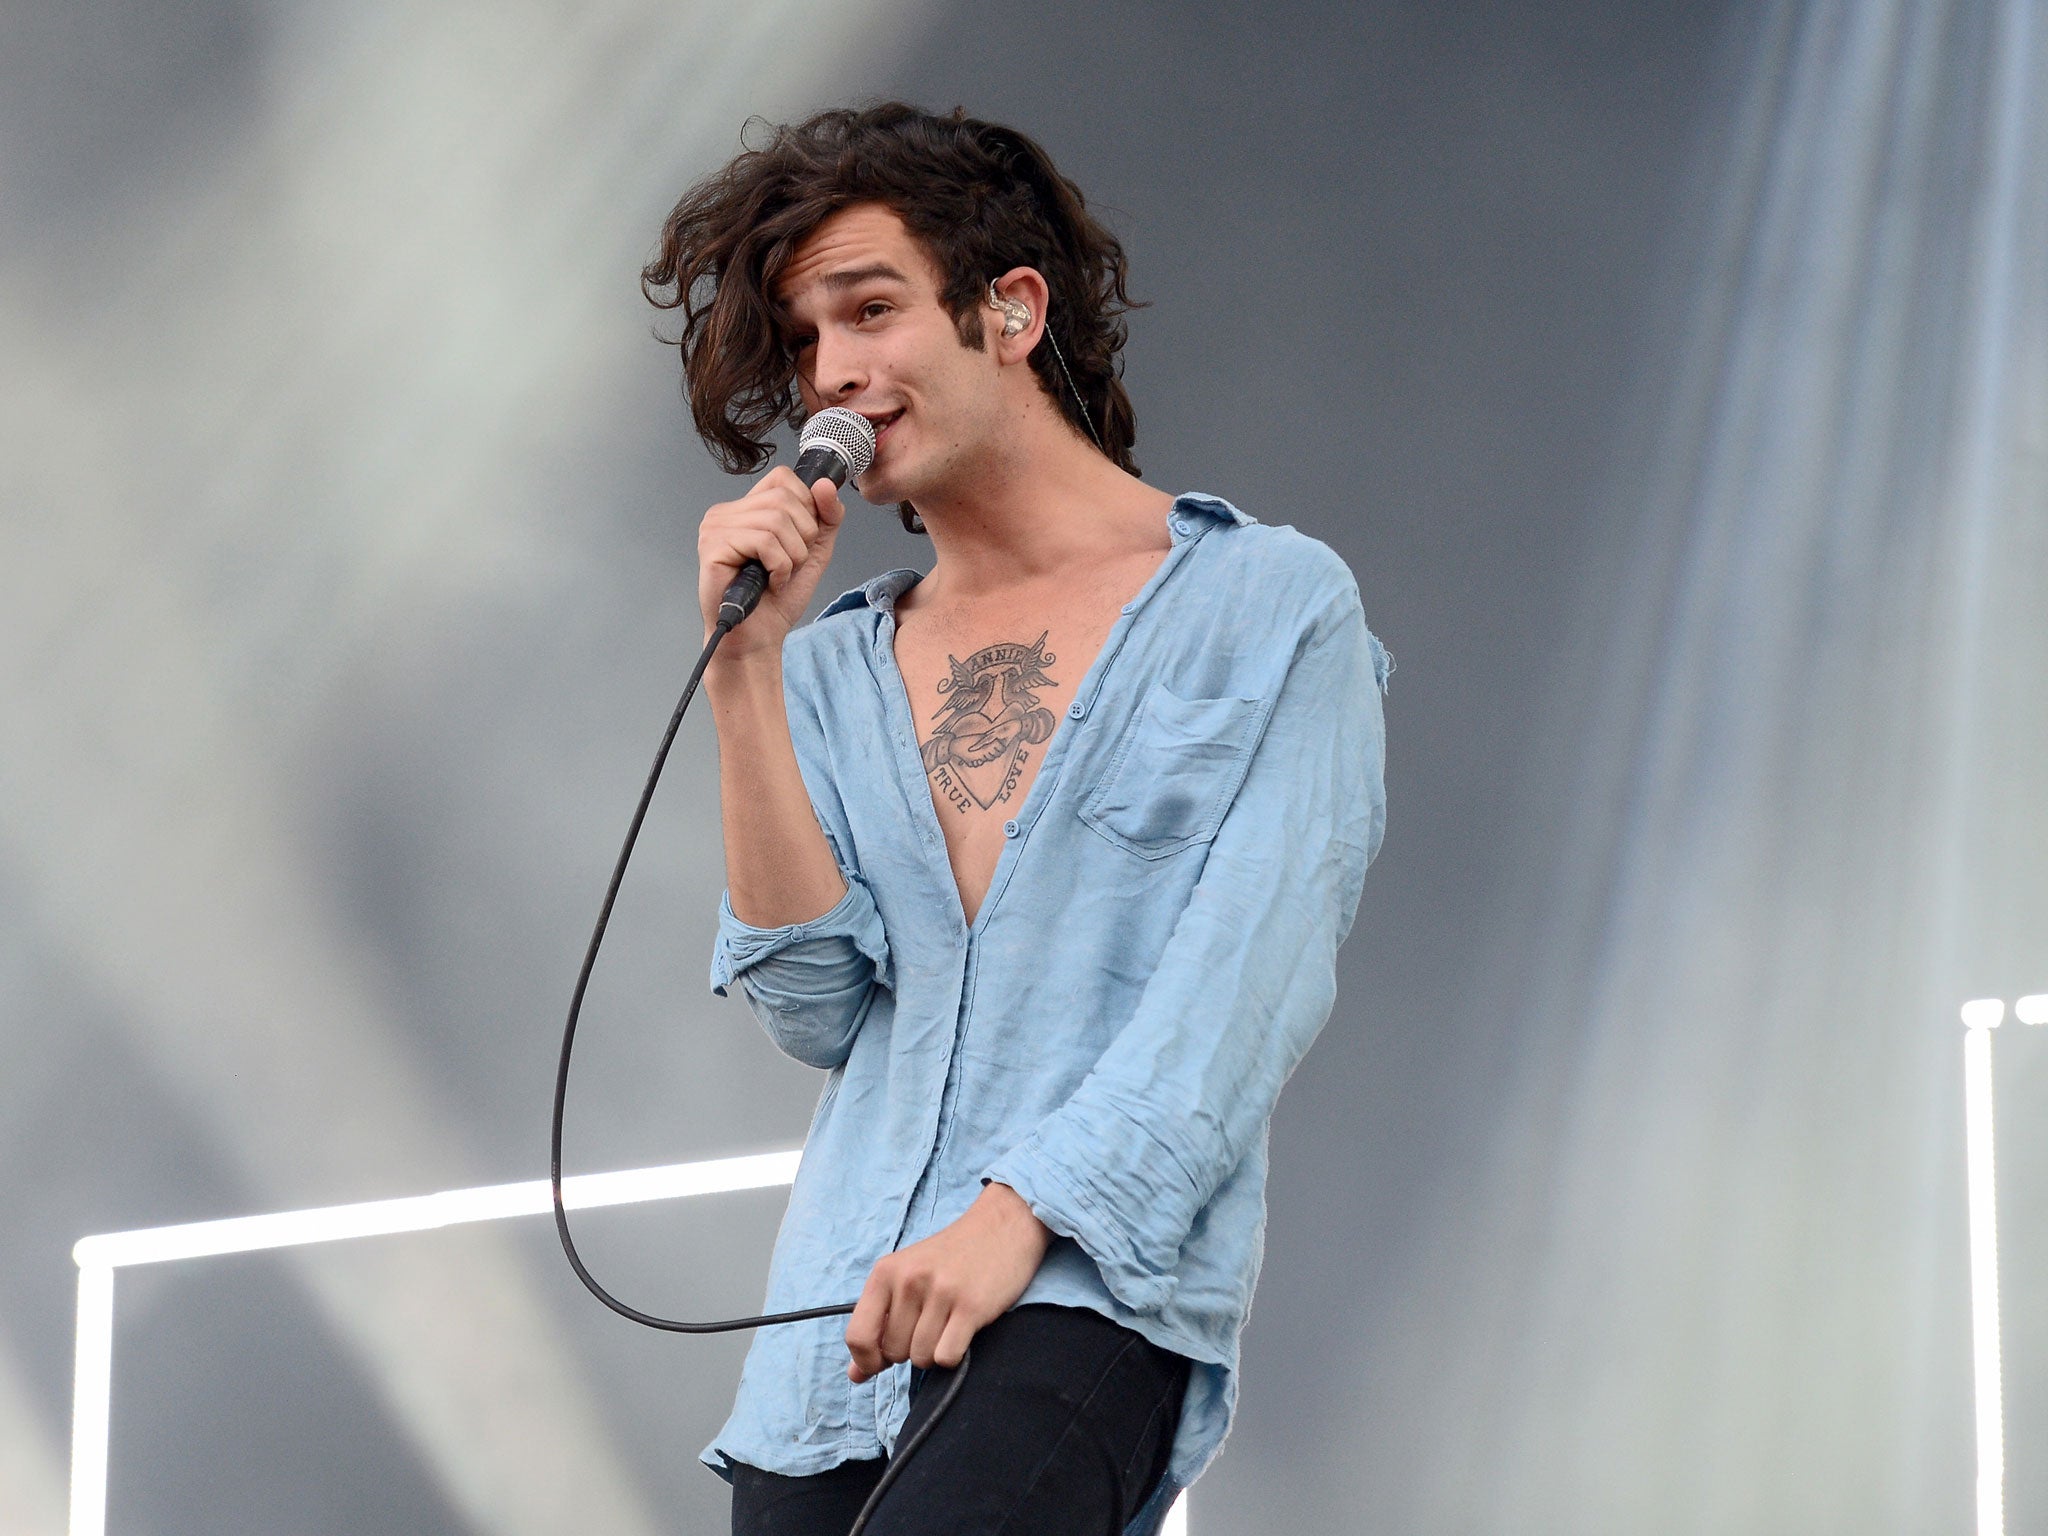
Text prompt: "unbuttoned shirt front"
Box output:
[[704, 494, 1390, 1521]]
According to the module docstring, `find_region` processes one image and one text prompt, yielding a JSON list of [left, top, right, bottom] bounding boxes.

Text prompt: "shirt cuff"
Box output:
[[984, 1132, 1186, 1315], [708, 875, 889, 997]]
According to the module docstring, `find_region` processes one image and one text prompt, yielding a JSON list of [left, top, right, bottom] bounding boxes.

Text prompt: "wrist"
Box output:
[[704, 635, 784, 698], [980, 1182, 1053, 1257]]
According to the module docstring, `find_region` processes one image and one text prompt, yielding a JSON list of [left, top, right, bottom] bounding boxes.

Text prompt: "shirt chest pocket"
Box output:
[[1079, 685, 1271, 858]]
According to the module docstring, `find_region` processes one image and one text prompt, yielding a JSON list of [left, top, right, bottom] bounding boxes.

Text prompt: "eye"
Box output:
[[858, 300, 891, 322]]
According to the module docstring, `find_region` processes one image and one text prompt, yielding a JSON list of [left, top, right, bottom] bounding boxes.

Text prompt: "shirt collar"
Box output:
[[820, 567, 923, 619], [1166, 492, 1256, 542], [818, 493, 1255, 618]]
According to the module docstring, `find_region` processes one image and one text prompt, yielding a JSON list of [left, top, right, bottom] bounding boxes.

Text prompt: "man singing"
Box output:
[[646, 103, 1389, 1536]]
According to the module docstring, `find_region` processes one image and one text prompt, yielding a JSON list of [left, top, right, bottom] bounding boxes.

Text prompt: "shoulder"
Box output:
[[1174, 495, 1391, 690], [1176, 495, 1360, 620]]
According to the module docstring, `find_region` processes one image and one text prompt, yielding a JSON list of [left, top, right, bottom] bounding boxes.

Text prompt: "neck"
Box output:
[[907, 397, 1173, 601]]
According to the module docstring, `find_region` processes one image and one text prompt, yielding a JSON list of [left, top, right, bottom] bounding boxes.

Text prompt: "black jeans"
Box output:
[[728, 1304, 1190, 1536]]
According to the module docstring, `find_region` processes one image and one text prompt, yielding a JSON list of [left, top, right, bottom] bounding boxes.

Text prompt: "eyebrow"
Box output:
[[817, 262, 912, 292]]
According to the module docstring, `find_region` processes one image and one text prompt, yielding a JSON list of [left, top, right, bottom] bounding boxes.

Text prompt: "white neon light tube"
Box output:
[[1961, 1001, 2004, 1536], [71, 1149, 802, 1271], [68, 1150, 799, 1536], [68, 1265, 114, 1536], [68, 1146, 1191, 1536]]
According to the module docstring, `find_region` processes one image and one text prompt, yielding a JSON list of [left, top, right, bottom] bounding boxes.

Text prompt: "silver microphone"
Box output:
[[794, 405, 877, 484], [717, 408, 879, 629]]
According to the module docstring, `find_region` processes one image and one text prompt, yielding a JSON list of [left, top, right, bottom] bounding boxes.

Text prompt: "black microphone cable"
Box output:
[[549, 412, 939, 1535]]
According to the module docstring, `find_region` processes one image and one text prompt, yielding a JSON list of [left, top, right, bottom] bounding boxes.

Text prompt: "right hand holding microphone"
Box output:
[[697, 466, 845, 658], [697, 406, 877, 661]]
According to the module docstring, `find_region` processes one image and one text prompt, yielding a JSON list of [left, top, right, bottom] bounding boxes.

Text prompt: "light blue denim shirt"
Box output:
[[704, 494, 1389, 1529]]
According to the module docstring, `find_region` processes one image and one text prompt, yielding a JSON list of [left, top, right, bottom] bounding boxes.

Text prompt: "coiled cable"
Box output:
[[550, 614, 965, 1536]]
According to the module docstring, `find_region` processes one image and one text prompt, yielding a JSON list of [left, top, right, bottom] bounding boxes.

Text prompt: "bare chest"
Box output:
[[892, 587, 1130, 923]]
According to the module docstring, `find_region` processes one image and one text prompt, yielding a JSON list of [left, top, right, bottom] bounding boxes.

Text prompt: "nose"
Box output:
[[810, 325, 866, 403]]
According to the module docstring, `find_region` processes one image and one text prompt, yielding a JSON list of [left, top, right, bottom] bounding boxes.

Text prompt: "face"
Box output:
[[775, 203, 1003, 508]]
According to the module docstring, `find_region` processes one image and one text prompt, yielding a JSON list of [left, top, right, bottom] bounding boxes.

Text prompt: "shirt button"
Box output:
[[1002, 819, 1019, 838], [1067, 701, 1086, 719], [1120, 602, 1135, 615], [1170, 517, 1190, 536]]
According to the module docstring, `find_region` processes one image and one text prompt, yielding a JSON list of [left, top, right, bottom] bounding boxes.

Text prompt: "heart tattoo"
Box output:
[[919, 632, 1060, 812]]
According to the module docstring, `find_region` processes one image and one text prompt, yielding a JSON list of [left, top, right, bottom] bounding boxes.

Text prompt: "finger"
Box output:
[[759, 464, 811, 498], [845, 1270, 890, 1383], [756, 478, 821, 544], [810, 477, 846, 530], [932, 1307, 980, 1371], [745, 517, 810, 587], [703, 519, 800, 588], [696, 545, 790, 629], [878, 1272, 923, 1368], [734, 493, 822, 578], [758, 468, 824, 536], [907, 1290, 954, 1370]]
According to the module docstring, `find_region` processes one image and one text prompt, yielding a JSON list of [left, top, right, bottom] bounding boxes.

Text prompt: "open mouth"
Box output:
[[863, 410, 904, 451]]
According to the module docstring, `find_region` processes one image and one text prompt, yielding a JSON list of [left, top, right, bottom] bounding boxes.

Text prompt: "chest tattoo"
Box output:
[[918, 632, 1060, 813]]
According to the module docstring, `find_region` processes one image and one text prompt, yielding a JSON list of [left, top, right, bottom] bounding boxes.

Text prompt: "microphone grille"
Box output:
[[798, 406, 877, 478]]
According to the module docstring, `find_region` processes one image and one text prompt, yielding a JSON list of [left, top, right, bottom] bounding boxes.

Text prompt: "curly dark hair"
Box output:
[[642, 102, 1143, 532]]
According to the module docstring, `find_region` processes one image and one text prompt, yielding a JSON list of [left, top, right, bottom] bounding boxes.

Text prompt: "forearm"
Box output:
[[707, 650, 848, 927]]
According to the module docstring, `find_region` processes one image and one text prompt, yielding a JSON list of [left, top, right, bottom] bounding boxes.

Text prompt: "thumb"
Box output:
[[810, 477, 847, 531]]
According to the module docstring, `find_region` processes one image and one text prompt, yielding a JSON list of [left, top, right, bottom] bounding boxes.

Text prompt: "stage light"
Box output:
[[1961, 1009, 2004, 1536], [69, 1152, 798, 1536], [71, 1150, 803, 1272], [1960, 997, 2006, 1030], [66, 1266, 114, 1536], [70, 1151, 1191, 1536], [2014, 994, 2047, 1025]]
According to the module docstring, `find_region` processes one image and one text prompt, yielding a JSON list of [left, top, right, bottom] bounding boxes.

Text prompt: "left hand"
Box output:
[[845, 1182, 1052, 1383]]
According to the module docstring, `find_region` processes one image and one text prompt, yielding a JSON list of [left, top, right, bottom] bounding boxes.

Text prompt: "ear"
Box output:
[[987, 266, 1051, 365]]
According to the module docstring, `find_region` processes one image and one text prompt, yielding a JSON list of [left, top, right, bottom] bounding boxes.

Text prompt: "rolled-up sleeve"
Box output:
[[984, 599, 1387, 1313], [710, 874, 891, 1070]]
